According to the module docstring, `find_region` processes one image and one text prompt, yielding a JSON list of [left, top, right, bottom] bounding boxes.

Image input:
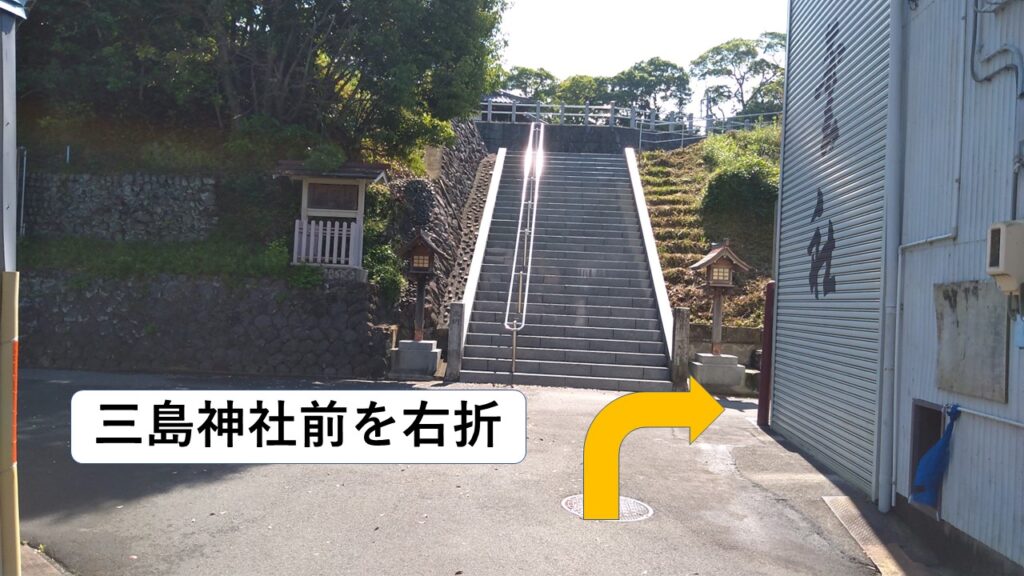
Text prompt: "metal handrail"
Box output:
[[503, 123, 545, 383], [503, 122, 544, 332]]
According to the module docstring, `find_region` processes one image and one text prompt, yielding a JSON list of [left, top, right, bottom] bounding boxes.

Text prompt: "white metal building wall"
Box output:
[[897, 0, 1024, 565], [773, 0, 892, 496]]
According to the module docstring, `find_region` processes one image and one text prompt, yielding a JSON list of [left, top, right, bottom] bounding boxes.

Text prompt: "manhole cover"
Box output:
[[560, 494, 653, 522]]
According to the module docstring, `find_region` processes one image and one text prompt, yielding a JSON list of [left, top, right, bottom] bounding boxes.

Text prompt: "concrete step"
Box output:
[[479, 257, 650, 272], [470, 311, 658, 331], [484, 241, 646, 255], [473, 291, 654, 308], [504, 165, 626, 174], [464, 344, 667, 367], [496, 190, 634, 202], [492, 205, 634, 217], [496, 213, 638, 226], [474, 281, 653, 298], [490, 223, 643, 237], [500, 183, 632, 192], [462, 356, 671, 381], [487, 228, 643, 241], [477, 272, 652, 289], [459, 370, 671, 392], [484, 248, 643, 264], [467, 321, 662, 343], [479, 263, 649, 280], [493, 202, 639, 216], [500, 172, 629, 181], [495, 189, 633, 201], [466, 332, 667, 355], [505, 155, 624, 163], [497, 192, 634, 203], [484, 235, 646, 249], [472, 298, 657, 318], [504, 161, 625, 170]]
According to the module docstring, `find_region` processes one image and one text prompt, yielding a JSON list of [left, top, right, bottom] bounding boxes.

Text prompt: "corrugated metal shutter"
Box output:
[[772, 0, 891, 496]]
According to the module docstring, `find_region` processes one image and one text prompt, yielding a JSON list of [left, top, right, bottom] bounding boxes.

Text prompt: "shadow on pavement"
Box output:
[[17, 369, 417, 523], [716, 396, 758, 411]]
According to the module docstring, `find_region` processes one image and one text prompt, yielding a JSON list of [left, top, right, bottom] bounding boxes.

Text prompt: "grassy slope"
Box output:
[[640, 142, 771, 328]]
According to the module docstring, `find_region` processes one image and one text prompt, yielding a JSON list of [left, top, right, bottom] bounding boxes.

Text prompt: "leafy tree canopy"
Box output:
[[690, 32, 786, 116], [501, 66, 558, 101], [19, 0, 507, 159], [552, 75, 609, 106], [607, 57, 691, 115], [502, 58, 691, 115]]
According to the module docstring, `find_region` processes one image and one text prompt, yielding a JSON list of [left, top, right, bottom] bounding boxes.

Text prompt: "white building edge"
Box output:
[[773, 0, 1023, 568]]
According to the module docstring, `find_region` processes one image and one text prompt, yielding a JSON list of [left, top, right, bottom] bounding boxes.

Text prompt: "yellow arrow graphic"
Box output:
[[582, 378, 724, 520]]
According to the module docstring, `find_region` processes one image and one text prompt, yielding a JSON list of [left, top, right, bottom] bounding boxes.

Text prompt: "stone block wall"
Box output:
[[475, 122, 642, 154], [392, 120, 488, 340], [689, 323, 763, 367], [24, 173, 217, 241], [20, 271, 391, 378]]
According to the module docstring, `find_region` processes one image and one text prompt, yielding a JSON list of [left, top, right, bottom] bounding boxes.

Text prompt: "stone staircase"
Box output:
[[460, 152, 672, 391]]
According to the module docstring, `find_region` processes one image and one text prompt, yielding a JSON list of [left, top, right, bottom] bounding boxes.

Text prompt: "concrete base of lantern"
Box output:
[[689, 353, 747, 396], [389, 340, 441, 381]]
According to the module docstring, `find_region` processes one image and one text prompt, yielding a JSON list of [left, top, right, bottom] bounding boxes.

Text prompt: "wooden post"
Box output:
[[560, 103, 565, 124], [758, 281, 776, 427], [0, 273, 19, 576], [351, 221, 364, 268], [414, 276, 426, 341], [630, 108, 637, 129], [584, 103, 590, 125], [511, 102, 517, 124], [711, 290, 723, 355], [446, 302, 465, 381], [487, 101, 493, 122], [671, 307, 691, 390], [608, 102, 615, 127]]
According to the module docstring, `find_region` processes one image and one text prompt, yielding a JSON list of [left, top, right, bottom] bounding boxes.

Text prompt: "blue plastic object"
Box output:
[[910, 404, 961, 508]]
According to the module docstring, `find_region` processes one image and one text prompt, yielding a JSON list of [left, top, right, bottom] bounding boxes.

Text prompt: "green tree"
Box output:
[[742, 74, 786, 117], [552, 75, 609, 105], [19, 1, 216, 124], [701, 85, 734, 119], [607, 57, 691, 115], [20, 0, 507, 159], [690, 32, 786, 114], [502, 66, 558, 101]]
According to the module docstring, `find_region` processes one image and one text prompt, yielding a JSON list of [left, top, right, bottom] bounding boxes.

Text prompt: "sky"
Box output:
[[498, 0, 790, 116]]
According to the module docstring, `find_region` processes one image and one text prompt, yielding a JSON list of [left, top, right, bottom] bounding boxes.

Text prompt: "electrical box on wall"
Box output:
[[987, 220, 1024, 294]]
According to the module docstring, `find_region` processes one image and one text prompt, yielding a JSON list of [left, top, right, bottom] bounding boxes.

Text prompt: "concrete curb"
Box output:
[[21, 544, 67, 576]]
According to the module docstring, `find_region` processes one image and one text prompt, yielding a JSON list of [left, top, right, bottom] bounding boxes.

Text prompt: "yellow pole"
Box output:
[[0, 272, 19, 575]]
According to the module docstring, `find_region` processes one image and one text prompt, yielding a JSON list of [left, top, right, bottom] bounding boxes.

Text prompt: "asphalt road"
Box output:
[[17, 369, 883, 576]]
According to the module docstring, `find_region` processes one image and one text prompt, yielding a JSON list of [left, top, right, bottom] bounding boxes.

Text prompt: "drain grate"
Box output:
[[561, 494, 653, 522]]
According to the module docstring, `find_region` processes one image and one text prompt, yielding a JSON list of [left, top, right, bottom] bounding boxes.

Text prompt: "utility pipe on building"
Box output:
[[877, 0, 907, 514]]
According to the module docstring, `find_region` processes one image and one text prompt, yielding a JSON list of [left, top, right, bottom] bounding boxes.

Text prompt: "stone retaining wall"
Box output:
[[476, 122, 643, 154], [392, 120, 488, 340], [689, 324, 763, 367], [20, 271, 391, 378], [24, 172, 217, 241]]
